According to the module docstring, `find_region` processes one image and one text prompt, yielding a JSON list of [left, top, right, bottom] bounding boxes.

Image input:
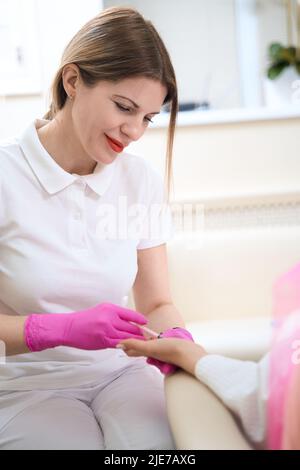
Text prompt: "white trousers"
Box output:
[[0, 359, 175, 450]]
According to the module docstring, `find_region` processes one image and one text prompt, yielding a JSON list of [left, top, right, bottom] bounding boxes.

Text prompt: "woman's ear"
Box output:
[[62, 64, 81, 99]]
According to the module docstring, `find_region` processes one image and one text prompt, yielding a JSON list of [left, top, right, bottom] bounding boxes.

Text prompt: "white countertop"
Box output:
[[151, 105, 300, 128]]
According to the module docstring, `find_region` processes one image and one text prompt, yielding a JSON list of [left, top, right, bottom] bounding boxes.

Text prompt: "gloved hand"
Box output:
[[147, 327, 194, 375], [24, 303, 147, 352]]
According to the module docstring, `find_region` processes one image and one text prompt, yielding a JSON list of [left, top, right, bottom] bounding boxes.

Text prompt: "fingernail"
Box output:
[[116, 344, 125, 350]]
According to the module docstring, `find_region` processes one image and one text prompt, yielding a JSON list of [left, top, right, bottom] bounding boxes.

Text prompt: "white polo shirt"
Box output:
[[0, 119, 173, 390]]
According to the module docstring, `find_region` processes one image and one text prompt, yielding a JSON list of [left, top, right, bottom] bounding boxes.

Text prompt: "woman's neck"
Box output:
[[37, 111, 97, 175]]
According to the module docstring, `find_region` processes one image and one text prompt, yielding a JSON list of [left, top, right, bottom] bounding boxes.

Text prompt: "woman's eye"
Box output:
[[115, 102, 153, 124], [116, 103, 130, 112]]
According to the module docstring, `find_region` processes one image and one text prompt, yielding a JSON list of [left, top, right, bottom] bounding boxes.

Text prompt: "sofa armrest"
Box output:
[[165, 370, 252, 450], [187, 316, 271, 361]]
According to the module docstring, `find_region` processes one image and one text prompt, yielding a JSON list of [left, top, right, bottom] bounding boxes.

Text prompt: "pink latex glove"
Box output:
[[24, 302, 147, 352], [147, 327, 194, 375]]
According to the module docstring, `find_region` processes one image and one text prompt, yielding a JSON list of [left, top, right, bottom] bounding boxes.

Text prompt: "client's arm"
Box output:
[[118, 337, 268, 448]]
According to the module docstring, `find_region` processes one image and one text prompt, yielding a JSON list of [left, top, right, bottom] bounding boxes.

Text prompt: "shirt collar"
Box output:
[[18, 119, 117, 196]]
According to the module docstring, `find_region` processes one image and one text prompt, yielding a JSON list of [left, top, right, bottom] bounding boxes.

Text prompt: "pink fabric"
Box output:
[[267, 262, 300, 450], [282, 348, 300, 450], [147, 327, 194, 375], [24, 302, 147, 352]]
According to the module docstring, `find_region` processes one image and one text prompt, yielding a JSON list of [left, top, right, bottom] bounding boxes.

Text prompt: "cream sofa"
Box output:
[[148, 191, 300, 449], [128, 111, 300, 449]]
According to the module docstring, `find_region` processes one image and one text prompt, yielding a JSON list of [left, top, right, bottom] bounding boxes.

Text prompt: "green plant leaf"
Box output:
[[267, 62, 289, 80], [281, 46, 297, 63], [287, 46, 297, 57], [295, 62, 300, 75], [268, 43, 299, 64], [269, 43, 284, 60]]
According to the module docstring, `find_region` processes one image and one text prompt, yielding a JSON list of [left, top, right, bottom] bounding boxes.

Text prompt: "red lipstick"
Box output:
[[105, 135, 124, 153]]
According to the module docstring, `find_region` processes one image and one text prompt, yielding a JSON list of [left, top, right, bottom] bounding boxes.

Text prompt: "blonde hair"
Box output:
[[44, 7, 178, 198]]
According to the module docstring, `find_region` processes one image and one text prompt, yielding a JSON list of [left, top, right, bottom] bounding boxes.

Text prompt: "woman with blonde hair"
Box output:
[[0, 7, 194, 449]]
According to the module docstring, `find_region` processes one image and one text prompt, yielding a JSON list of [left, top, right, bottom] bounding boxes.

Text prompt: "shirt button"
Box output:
[[74, 212, 82, 220]]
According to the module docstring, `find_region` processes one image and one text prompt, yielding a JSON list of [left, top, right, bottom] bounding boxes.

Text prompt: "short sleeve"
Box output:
[[136, 166, 174, 250]]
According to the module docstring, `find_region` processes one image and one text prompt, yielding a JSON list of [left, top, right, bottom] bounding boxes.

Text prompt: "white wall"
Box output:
[[104, 0, 241, 109], [0, 0, 294, 139], [103, 0, 293, 110], [35, 0, 103, 94], [0, 0, 102, 139], [127, 117, 300, 200]]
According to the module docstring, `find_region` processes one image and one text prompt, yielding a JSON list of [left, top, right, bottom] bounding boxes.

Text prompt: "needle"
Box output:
[[129, 321, 160, 338]]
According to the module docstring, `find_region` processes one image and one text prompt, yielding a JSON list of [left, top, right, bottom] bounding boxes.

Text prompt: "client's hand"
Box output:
[[117, 337, 207, 376], [147, 327, 194, 375]]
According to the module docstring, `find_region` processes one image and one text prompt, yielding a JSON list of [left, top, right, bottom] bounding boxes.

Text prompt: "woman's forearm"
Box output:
[[176, 342, 208, 375], [145, 303, 185, 334], [0, 314, 30, 356]]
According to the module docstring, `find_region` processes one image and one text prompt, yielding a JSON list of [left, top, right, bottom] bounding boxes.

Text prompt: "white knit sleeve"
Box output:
[[194, 353, 269, 448]]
